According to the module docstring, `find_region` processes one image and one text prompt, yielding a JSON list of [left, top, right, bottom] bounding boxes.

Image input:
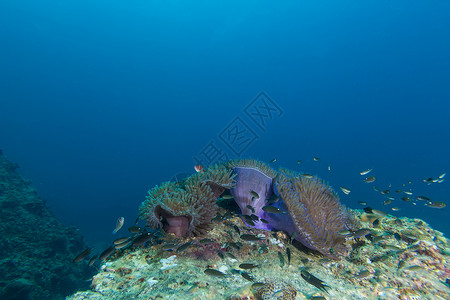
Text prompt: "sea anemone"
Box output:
[[139, 164, 235, 238], [227, 158, 277, 230], [185, 163, 236, 199], [139, 180, 217, 237], [273, 168, 348, 258]]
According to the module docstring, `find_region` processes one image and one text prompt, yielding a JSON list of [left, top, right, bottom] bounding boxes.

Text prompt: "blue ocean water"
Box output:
[[0, 0, 449, 251]]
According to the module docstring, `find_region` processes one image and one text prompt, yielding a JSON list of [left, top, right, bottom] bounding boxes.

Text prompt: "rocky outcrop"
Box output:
[[0, 150, 94, 300]]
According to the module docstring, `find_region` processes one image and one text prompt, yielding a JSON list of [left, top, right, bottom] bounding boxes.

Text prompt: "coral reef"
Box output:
[[0, 150, 94, 300], [68, 208, 450, 300], [228, 159, 277, 230], [273, 169, 349, 258]]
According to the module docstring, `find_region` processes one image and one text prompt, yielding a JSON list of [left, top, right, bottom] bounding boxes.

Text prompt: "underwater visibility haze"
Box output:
[[0, 1, 449, 299]]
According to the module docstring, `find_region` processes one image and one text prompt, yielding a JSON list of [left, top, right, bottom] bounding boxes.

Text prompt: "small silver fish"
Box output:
[[302, 173, 313, 178], [340, 187, 351, 195], [358, 201, 367, 205], [360, 169, 373, 176], [383, 200, 392, 205], [404, 191, 413, 195], [372, 209, 388, 217], [297, 160, 302, 164], [313, 157, 320, 161], [204, 268, 227, 277], [439, 173, 446, 179], [391, 207, 400, 211], [269, 158, 277, 163], [221, 194, 234, 199], [112, 217, 125, 234]]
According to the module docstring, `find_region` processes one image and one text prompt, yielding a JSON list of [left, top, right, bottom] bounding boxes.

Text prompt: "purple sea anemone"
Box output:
[[228, 159, 278, 230]]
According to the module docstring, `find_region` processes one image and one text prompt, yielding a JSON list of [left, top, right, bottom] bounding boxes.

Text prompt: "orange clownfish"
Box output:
[[194, 165, 204, 173]]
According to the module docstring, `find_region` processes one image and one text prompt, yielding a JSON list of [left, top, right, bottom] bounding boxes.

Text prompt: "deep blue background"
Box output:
[[1, 1, 449, 250]]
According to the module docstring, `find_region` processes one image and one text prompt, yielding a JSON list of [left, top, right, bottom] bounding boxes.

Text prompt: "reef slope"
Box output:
[[69, 207, 450, 299], [0, 150, 94, 300]]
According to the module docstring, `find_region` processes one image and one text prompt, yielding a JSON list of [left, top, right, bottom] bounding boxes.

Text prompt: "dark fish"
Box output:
[[302, 173, 313, 178], [394, 233, 401, 241], [199, 238, 214, 244], [278, 251, 285, 268], [417, 196, 430, 201], [228, 242, 241, 250], [286, 247, 291, 265], [239, 263, 258, 269], [356, 270, 371, 278], [241, 272, 254, 282], [364, 176, 376, 183], [310, 297, 327, 300], [363, 206, 373, 213], [401, 196, 412, 202], [383, 200, 392, 205], [217, 251, 225, 259], [232, 224, 241, 235], [246, 205, 255, 214], [88, 255, 97, 267], [204, 268, 227, 277], [251, 282, 267, 289], [132, 232, 153, 246], [243, 216, 256, 226], [260, 218, 269, 224], [128, 226, 143, 233], [262, 205, 286, 214], [221, 195, 234, 200], [73, 248, 92, 263], [161, 243, 177, 251], [99, 246, 115, 261], [352, 228, 371, 238], [358, 201, 367, 206], [250, 214, 259, 221], [250, 190, 259, 199], [372, 235, 386, 243], [134, 216, 139, 225], [381, 190, 390, 195], [240, 234, 263, 242], [425, 201, 446, 208], [313, 157, 320, 161], [113, 237, 131, 245], [301, 270, 329, 293], [115, 240, 131, 249], [176, 241, 193, 253], [226, 252, 237, 260], [269, 158, 277, 163]]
